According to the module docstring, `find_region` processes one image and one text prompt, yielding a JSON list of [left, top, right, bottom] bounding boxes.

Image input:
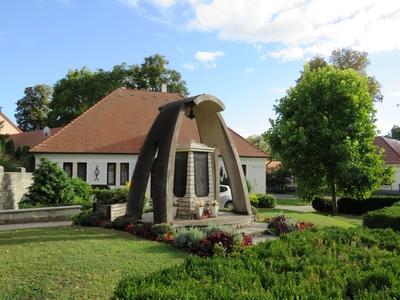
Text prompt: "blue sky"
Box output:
[[1, 0, 399, 137]]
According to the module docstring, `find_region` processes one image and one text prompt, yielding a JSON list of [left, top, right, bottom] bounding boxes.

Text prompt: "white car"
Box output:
[[219, 184, 234, 209]]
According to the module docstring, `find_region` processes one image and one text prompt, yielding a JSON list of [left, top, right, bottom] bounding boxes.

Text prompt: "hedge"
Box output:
[[113, 228, 400, 299], [312, 196, 400, 215], [363, 203, 400, 231], [93, 188, 128, 205]]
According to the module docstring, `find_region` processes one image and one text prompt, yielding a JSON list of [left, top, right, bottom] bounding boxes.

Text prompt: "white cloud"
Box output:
[[136, 0, 399, 61], [194, 51, 225, 68], [183, 63, 196, 70], [245, 67, 254, 74]]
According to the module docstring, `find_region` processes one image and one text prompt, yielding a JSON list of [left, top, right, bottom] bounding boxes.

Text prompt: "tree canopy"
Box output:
[[388, 125, 400, 140], [48, 54, 188, 127], [307, 49, 383, 102], [267, 66, 392, 213], [15, 85, 52, 131]]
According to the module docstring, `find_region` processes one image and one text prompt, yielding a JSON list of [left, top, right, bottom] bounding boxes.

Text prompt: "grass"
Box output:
[[259, 208, 362, 228], [0, 226, 188, 299], [275, 197, 309, 206]]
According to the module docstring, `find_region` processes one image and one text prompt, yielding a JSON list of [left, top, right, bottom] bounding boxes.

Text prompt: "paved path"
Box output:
[[275, 205, 316, 212], [0, 221, 72, 231]]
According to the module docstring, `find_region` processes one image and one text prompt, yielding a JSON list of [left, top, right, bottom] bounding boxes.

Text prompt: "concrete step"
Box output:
[[238, 222, 278, 244]]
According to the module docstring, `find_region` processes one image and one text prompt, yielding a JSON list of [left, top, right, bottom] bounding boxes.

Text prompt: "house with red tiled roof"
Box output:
[[30, 89, 269, 193], [0, 111, 22, 135], [374, 136, 400, 193]]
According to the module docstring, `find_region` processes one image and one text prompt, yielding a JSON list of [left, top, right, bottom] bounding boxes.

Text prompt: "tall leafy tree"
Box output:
[[15, 85, 52, 131], [268, 66, 392, 214], [307, 49, 383, 102], [389, 125, 400, 140], [48, 54, 188, 127]]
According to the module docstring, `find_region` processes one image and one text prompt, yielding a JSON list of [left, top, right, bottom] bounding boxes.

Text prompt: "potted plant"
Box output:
[[210, 200, 219, 217], [194, 200, 204, 219]]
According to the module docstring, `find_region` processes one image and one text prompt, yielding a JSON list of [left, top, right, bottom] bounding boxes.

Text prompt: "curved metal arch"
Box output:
[[127, 94, 251, 224]]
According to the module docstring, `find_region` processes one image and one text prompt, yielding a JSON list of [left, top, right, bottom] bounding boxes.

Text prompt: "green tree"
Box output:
[[388, 125, 400, 140], [15, 85, 52, 131], [22, 157, 75, 206], [307, 49, 383, 102], [247, 134, 271, 154], [48, 54, 188, 127], [268, 66, 392, 214]]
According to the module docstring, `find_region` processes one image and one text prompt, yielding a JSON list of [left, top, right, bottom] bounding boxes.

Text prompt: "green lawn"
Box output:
[[0, 226, 188, 299], [259, 208, 362, 228], [275, 197, 309, 206]]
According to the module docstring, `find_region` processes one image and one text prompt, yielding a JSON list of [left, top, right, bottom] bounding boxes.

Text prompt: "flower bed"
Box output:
[[265, 214, 313, 236]]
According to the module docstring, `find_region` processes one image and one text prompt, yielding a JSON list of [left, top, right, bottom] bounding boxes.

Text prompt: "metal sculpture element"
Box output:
[[126, 94, 251, 224]]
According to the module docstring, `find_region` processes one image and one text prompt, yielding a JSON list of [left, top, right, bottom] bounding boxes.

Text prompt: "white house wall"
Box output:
[[36, 154, 267, 194], [219, 157, 266, 194], [35, 154, 138, 188]]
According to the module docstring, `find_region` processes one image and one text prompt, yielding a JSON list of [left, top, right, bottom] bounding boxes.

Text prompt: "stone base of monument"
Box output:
[[140, 211, 254, 229]]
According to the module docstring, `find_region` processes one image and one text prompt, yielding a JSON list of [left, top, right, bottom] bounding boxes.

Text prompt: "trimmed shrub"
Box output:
[[311, 197, 332, 213], [363, 203, 400, 231], [250, 193, 276, 208], [72, 209, 101, 226], [93, 188, 128, 205], [338, 196, 400, 215], [113, 227, 400, 299]]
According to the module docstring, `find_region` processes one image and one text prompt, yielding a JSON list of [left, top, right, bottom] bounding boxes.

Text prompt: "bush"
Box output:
[[112, 215, 135, 231], [312, 196, 400, 215], [72, 209, 101, 226], [311, 197, 332, 213], [70, 177, 93, 210], [249, 193, 259, 207], [173, 227, 206, 250], [94, 188, 128, 205], [23, 158, 74, 206], [113, 227, 400, 299], [338, 196, 400, 215], [267, 215, 298, 235], [265, 167, 292, 193], [363, 203, 400, 231], [249, 193, 276, 208]]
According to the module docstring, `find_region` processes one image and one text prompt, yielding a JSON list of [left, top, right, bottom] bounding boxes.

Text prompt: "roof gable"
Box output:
[[374, 136, 400, 164], [31, 89, 268, 158], [0, 112, 22, 134]]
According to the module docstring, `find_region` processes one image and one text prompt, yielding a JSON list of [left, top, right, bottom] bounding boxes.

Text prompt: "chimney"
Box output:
[[161, 83, 167, 93]]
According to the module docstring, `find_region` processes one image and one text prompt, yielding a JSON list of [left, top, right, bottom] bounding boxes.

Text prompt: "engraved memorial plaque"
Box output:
[[194, 152, 209, 197], [173, 152, 188, 197]]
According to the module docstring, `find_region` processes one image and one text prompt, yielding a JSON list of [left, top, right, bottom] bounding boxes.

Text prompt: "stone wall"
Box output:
[[0, 166, 32, 210]]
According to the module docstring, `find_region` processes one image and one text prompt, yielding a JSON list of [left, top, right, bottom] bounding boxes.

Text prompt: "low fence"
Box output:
[[0, 166, 32, 209], [0, 205, 81, 225]]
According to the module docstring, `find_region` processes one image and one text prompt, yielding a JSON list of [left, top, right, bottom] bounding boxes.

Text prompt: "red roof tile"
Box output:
[[374, 136, 400, 164], [10, 127, 63, 148], [31, 89, 268, 158]]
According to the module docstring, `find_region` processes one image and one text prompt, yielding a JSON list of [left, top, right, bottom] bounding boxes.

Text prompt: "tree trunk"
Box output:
[[330, 177, 338, 215]]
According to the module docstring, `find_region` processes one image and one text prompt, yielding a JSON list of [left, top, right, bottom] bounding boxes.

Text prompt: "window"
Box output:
[[174, 152, 188, 197], [77, 163, 87, 181], [194, 152, 209, 197], [120, 163, 129, 185], [220, 185, 228, 193], [242, 164, 247, 177], [107, 163, 116, 185], [63, 162, 73, 177]]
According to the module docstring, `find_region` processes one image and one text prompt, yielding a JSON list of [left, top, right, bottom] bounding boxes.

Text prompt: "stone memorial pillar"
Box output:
[[174, 140, 217, 219]]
